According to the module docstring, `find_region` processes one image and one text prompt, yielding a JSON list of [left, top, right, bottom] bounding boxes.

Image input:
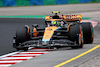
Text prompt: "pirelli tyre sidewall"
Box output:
[[69, 24, 84, 48], [78, 26, 84, 48], [81, 22, 94, 44]]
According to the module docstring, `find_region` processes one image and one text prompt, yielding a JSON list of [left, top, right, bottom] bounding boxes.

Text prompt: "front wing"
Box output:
[[13, 39, 79, 49]]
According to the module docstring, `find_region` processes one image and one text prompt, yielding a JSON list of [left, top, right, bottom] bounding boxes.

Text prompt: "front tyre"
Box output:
[[69, 24, 84, 48], [14, 25, 30, 51]]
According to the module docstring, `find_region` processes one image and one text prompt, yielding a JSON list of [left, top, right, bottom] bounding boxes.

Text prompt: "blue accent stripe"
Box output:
[[56, 27, 61, 30], [42, 39, 50, 41]]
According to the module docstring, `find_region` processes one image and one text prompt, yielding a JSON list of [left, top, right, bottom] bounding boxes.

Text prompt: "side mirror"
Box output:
[[32, 24, 38, 28]]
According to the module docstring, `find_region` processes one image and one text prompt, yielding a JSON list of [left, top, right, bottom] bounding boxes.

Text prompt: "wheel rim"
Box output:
[[79, 26, 83, 46], [91, 24, 94, 43]]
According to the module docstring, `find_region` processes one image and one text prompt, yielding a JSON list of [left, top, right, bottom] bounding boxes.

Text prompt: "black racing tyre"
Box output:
[[23, 47, 28, 51], [16, 48, 20, 51], [81, 22, 94, 44], [15, 26, 30, 50], [68, 24, 84, 48], [13, 44, 17, 48]]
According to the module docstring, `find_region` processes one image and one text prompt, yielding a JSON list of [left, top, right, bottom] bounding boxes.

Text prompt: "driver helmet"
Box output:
[[51, 21, 60, 26]]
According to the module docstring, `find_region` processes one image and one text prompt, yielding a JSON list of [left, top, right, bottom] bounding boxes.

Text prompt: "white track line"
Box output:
[[12, 54, 41, 56], [0, 51, 20, 59], [0, 64, 11, 67], [21, 52, 48, 53], [1, 57, 33, 59], [0, 61, 23, 63]]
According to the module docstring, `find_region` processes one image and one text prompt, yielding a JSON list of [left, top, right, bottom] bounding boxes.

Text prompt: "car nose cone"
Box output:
[[42, 41, 49, 46]]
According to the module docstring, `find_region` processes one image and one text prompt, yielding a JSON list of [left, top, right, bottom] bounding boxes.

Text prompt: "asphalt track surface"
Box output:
[[0, 18, 100, 67]]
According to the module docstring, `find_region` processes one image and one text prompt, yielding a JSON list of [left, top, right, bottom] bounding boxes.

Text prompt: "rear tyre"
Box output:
[[81, 22, 93, 44], [14, 26, 30, 51], [69, 24, 84, 49]]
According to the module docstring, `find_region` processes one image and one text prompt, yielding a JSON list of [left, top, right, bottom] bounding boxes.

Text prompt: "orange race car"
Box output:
[[13, 11, 93, 51]]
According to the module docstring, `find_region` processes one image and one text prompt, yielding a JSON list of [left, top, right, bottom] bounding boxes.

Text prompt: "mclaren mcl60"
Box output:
[[13, 11, 94, 51]]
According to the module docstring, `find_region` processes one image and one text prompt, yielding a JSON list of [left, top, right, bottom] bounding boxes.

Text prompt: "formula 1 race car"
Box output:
[[13, 11, 94, 51]]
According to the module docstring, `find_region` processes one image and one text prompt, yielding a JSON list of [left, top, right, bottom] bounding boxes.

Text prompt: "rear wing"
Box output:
[[62, 15, 82, 22], [45, 15, 82, 23]]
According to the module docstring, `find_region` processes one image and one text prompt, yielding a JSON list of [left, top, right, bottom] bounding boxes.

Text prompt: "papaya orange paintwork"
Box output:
[[43, 26, 58, 40], [45, 15, 82, 23], [33, 28, 37, 37], [25, 25, 30, 33]]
